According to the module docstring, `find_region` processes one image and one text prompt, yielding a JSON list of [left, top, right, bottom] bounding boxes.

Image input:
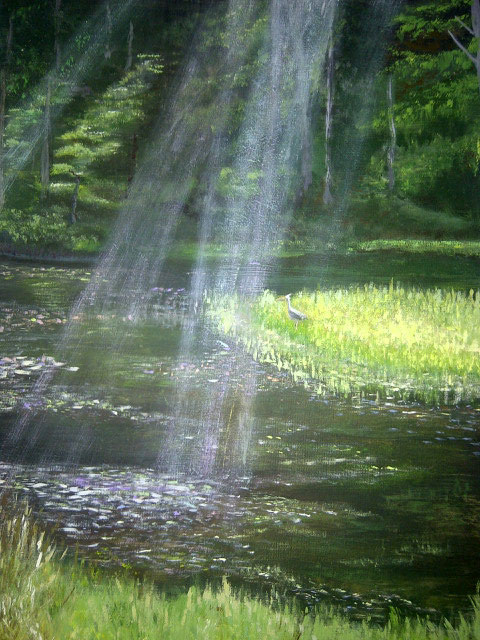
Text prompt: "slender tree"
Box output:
[[448, 0, 480, 95], [126, 131, 138, 197], [387, 74, 396, 192], [323, 39, 334, 205], [298, 106, 313, 201], [105, 1, 113, 60], [41, 0, 62, 197], [54, 0, 62, 73], [125, 21, 134, 72], [69, 170, 81, 224], [0, 16, 13, 212], [40, 79, 51, 196]]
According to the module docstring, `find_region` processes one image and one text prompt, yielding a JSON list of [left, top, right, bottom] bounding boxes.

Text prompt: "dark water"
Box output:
[[0, 252, 479, 619]]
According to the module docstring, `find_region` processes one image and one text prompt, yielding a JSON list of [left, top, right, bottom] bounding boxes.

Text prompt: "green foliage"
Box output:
[[2, 503, 480, 640], [356, 0, 480, 219], [217, 167, 263, 199], [54, 53, 163, 177], [70, 234, 102, 253], [1, 0, 195, 252], [15, 54, 165, 246], [3, 0, 480, 252], [380, 43, 480, 216], [394, 0, 469, 41], [208, 286, 480, 403], [0, 206, 107, 253], [0, 208, 69, 248]]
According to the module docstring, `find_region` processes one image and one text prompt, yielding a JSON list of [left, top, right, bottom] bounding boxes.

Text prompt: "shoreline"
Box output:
[[0, 245, 99, 267]]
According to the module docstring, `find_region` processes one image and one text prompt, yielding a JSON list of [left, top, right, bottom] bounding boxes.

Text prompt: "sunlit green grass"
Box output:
[[2, 504, 480, 640], [168, 241, 307, 261], [207, 285, 480, 402], [352, 240, 480, 257]]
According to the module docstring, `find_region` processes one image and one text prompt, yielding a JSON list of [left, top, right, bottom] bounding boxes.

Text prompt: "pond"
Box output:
[[0, 251, 479, 621]]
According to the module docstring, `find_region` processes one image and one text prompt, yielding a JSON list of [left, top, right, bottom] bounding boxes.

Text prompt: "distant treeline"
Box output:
[[0, 0, 478, 252]]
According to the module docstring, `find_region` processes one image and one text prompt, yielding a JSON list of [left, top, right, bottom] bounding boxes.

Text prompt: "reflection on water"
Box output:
[[0, 460, 457, 622], [0, 256, 479, 616]]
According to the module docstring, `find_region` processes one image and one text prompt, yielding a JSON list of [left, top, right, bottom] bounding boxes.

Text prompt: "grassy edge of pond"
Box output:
[[2, 503, 480, 640], [206, 286, 480, 404], [2, 234, 480, 266], [351, 240, 480, 257]]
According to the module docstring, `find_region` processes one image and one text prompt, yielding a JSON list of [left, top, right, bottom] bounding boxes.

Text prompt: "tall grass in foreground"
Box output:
[[1, 503, 480, 639], [207, 286, 480, 402]]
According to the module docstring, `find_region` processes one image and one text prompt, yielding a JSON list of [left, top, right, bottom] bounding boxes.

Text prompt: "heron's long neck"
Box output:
[[286, 297, 292, 311]]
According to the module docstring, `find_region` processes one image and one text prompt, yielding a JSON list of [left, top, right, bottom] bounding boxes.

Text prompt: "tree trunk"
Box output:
[[40, 79, 51, 196], [475, 0, 480, 95], [323, 40, 334, 206], [125, 21, 134, 72], [477, 58, 480, 96], [105, 2, 112, 60], [295, 103, 312, 205], [387, 74, 396, 192], [40, 0, 62, 198], [300, 102, 313, 197], [126, 132, 138, 197], [54, 0, 62, 73], [69, 172, 80, 224], [0, 17, 13, 212]]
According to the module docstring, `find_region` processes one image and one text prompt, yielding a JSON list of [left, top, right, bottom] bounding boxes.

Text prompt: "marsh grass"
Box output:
[[0, 502, 60, 640], [207, 285, 480, 402], [352, 240, 480, 257], [2, 501, 480, 639]]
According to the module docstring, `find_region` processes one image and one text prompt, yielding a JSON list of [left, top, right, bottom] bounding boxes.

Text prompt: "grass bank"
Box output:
[[2, 503, 480, 640], [351, 240, 480, 257], [343, 197, 477, 241], [207, 286, 480, 403]]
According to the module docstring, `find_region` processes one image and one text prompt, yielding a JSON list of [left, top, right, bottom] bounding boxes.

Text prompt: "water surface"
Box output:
[[0, 252, 479, 618]]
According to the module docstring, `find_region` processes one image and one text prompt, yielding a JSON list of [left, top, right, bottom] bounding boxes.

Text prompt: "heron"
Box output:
[[285, 293, 307, 328]]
